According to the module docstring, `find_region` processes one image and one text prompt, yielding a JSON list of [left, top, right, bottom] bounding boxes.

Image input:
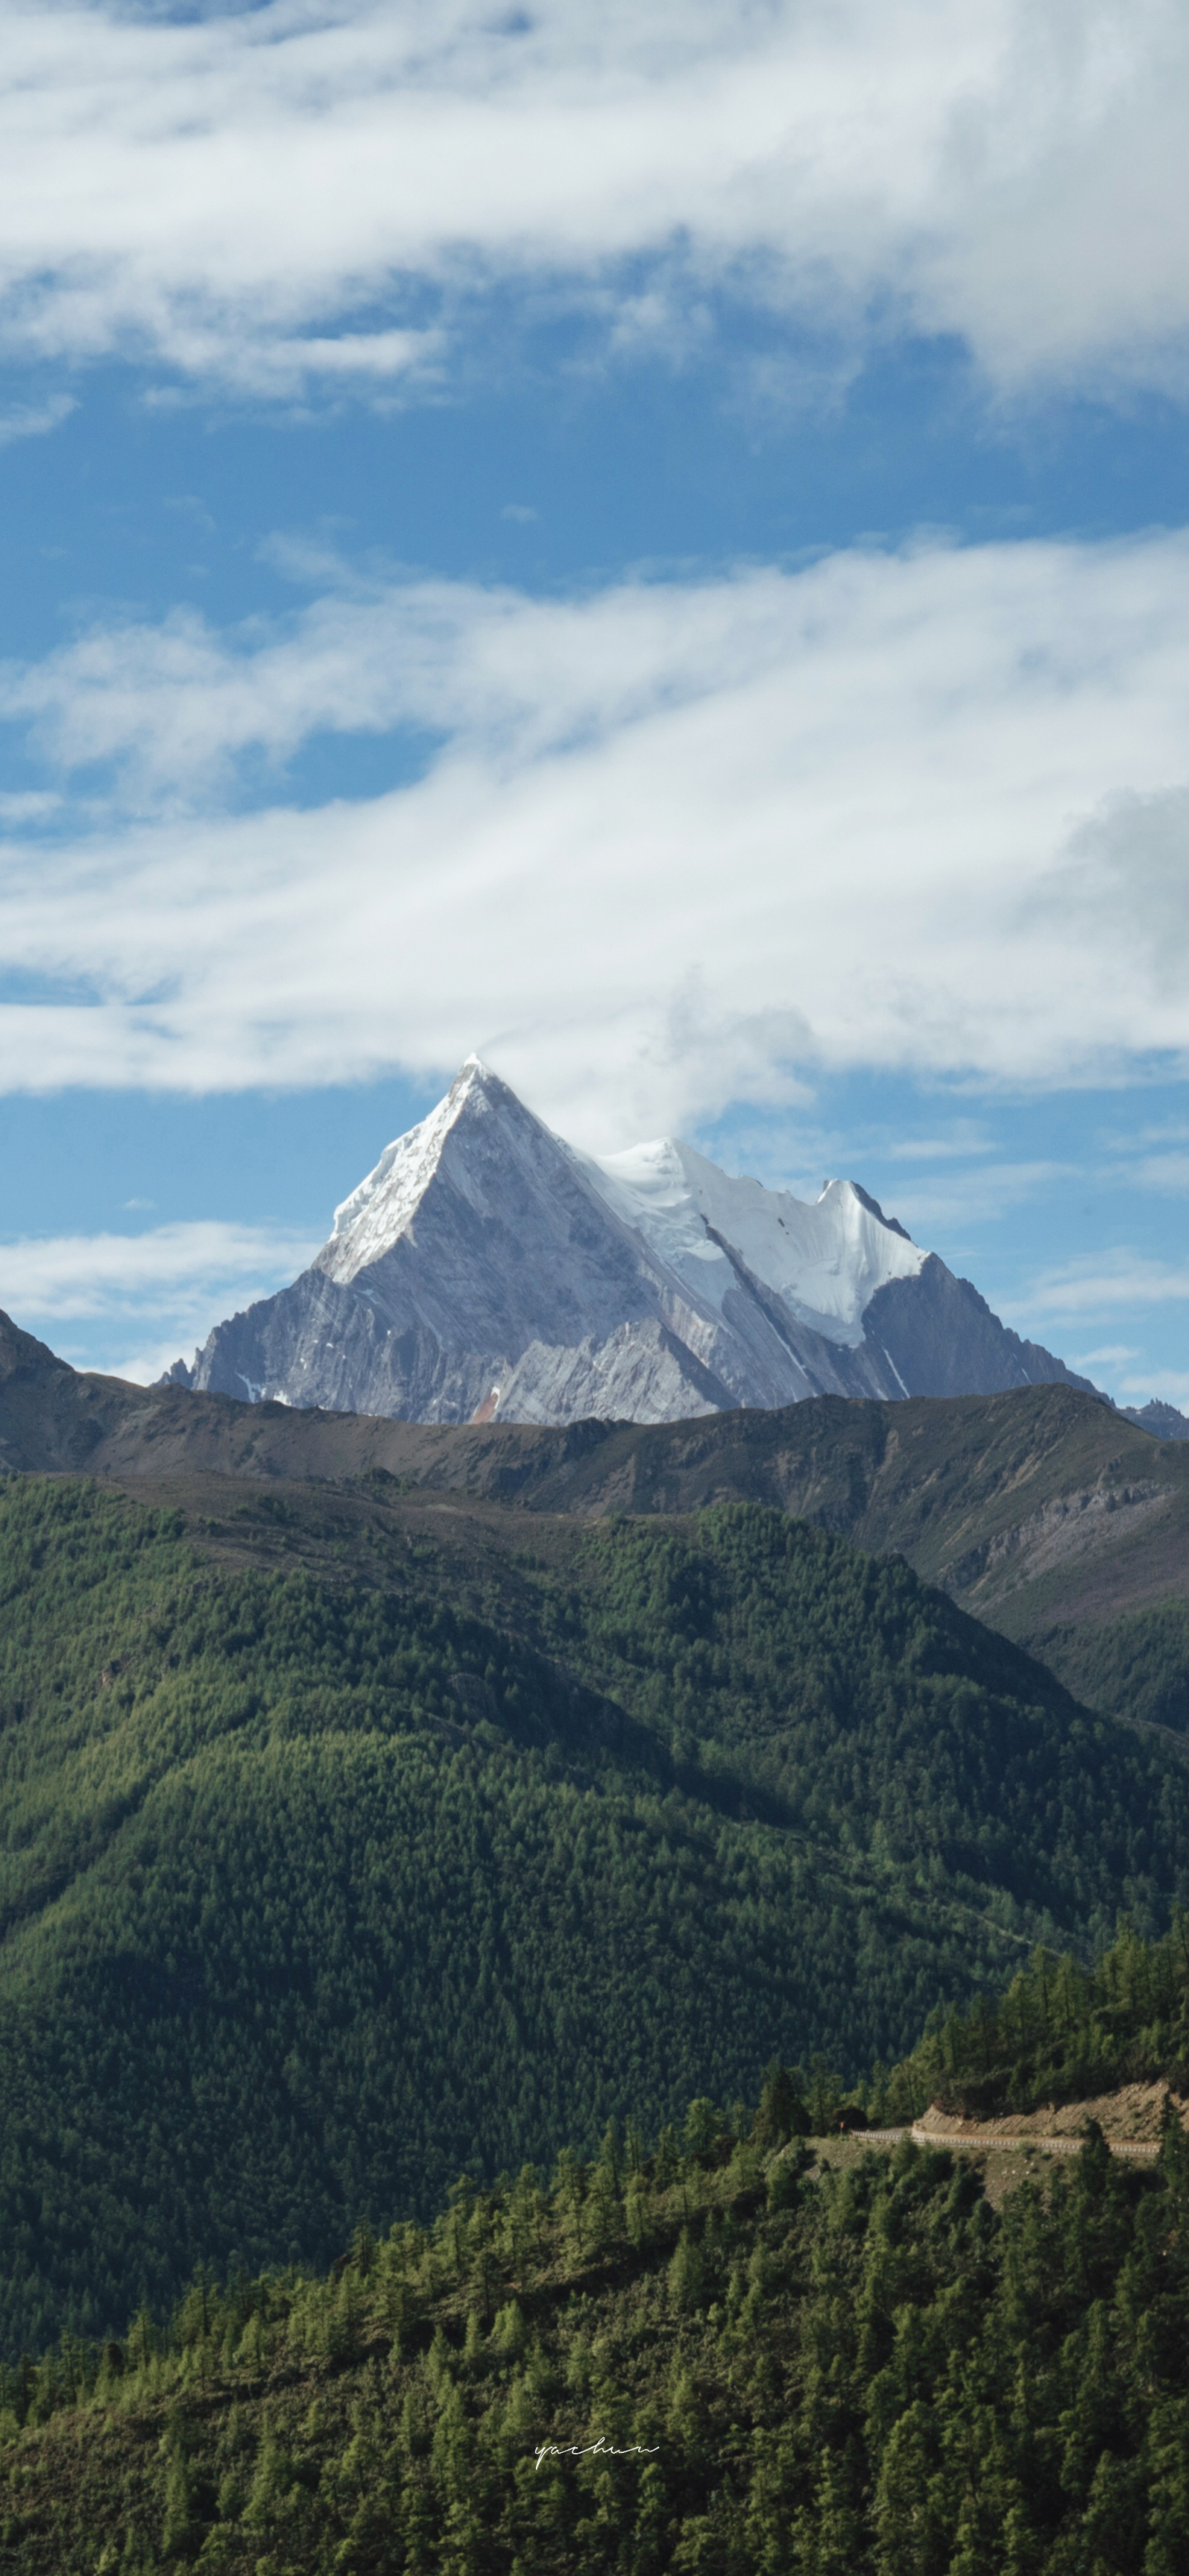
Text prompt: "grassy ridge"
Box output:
[[13, 1308, 1189, 1745], [4, 1475, 1189, 2351]]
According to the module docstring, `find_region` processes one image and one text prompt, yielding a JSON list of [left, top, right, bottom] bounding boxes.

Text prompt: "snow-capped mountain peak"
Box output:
[[169, 1058, 1092, 1425], [324, 1054, 504, 1286]]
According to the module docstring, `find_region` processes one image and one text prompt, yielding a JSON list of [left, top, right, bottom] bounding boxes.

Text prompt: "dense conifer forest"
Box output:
[[5, 1473, 1189, 2352], [1030, 1597, 1189, 1741], [4, 1930, 1189, 2571], [902, 1911, 1189, 2117]]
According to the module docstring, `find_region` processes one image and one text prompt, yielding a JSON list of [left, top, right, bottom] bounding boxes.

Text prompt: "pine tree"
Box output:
[[667, 2228, 705, 2313]]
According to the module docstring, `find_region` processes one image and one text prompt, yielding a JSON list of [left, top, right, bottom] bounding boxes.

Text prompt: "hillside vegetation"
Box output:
[[1029, 1597, 1189, 1740], [3, 1968, 1189, 2574], [8, 1305, 1189, 1737], [4, 1473, 1189, 2351], [902, 1912, 1189, 2121]]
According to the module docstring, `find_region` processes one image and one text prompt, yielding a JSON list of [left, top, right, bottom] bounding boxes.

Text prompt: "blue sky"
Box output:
[[1, 0, 1187, 1403]]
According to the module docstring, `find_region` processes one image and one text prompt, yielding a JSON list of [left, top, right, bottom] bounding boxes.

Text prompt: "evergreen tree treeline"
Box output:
[[4, 1966, 1189, 2573], [6, 1475, 1189, 2351], [897, 1911, 1189, 2121]]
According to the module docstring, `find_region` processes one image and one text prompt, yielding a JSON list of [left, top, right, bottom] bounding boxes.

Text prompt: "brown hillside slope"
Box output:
[[3, 1308, 1188, 1726], [914, 2081, 1187, 2152]]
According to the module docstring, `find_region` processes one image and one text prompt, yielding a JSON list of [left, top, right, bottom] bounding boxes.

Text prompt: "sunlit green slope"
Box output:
[[2, 1472, 1189, 2349], [6, 1943, 1189, 2576]]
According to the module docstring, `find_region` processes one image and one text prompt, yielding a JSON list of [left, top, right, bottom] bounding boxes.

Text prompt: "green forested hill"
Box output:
[[3, 1471, 1189, 2353], [1025, 1596, 1189, 1739], [900, 1911, 1189, 2119], [3, 2027, 1189, 2575], [9, 1302, 1189, 1740]]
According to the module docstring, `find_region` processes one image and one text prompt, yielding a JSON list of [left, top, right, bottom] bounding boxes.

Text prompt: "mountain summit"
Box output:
[[165, 1058, 1092, 1423]]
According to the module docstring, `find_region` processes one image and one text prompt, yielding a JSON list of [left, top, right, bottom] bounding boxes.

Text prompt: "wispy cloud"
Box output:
[[883, 1126, 997, 1163], [1004, 1252, 1189, 1324], [0, 790, 61, 824], [2, 528, 1189, 1139], [1133, 1151, 1189, 1193], [0, 1219, 318, 1315], [141, 326, 442, 405], [1, 2, 1188, 400], [0, 393, 74, 447], [872, 1163, 1078, 1238], [0, 1220, 320, 1380], [1118, 1371, 1189, 1409]]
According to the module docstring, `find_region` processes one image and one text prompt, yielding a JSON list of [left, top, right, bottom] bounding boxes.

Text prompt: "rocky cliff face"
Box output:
[[166, 1058, 1092, 1425], [1120, 1399, 1189, 1442]]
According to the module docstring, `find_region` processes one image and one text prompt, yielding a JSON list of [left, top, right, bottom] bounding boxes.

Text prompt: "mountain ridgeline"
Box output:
[[3, 1466, 1189, 2354], [163, 1058, 1091, 1425], [6, 1296, 1189, 1740]]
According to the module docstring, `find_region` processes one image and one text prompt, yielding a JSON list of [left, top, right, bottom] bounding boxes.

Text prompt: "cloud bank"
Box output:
[[1, 530, 1188, 1140], [2, 0, 1189, 396]]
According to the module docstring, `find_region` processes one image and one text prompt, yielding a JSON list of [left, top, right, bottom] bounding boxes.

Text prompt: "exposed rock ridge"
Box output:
[[1121, 1399, 1189, 1442]]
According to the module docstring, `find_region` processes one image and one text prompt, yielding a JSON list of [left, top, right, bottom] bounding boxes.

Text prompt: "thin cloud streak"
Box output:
[[1004, 1252, 1189, 1323], [1119, 1371, 1189, 1406], [1134, 1151, 1189, 1193], [0, 1219, 320, 1319], [883, 1128, 997, 1164], [0, 392, 74, 445], [869, 1163, 1077, 1239], [1, 1, 1189, 397]]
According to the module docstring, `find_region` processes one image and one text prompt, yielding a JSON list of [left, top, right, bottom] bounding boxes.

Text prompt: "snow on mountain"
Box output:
[[166, 1058, 1093, 1425], [582, 1137, 925, 1347], [324, 1064, 486, 1286]]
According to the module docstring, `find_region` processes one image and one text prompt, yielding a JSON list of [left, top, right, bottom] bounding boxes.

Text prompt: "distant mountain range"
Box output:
[[1120, 1397, 1189, 1441], [163, 1056, 1097, 1424]]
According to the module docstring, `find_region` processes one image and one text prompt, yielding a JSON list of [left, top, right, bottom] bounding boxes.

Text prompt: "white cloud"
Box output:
[[0, 392, 74, 445], [0, 1220, 320, 1382], [1004, 1252, 1189, 1324], [141, 325, 441, 403], [869, 1162, 1078, 1238], [0, 0, 1188, 398], [2, 528, 1189, 1139], [0, 790, 60, 823], [0, 1218, 318, 1313], [1118, 1370, 1189, 1408], [1130, 1151, 1189, 1193], [884, 1126, 997, 1163]]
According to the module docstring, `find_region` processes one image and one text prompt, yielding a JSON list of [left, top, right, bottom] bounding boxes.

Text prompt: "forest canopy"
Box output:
[[2, 1473, 1189, 2351], [3, 1927, 1189, 2573]]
